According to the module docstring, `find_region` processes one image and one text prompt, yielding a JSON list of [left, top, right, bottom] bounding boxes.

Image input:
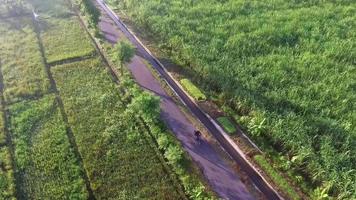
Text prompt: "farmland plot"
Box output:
[[40, 17, 96, 64], [52, 58, 182, 199], [0, 17, 50, 103], [9, 95, 88, 199]]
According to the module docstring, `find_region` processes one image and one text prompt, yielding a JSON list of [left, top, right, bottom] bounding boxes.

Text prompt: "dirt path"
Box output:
[[95, 2, 257, 200]]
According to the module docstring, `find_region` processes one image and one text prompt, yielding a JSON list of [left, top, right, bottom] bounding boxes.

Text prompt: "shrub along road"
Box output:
[[95, 0, 283, 199]]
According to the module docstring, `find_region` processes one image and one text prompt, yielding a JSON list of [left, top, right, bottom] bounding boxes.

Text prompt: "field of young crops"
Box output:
[[0, 17, 50, 103], [41, 17, 96, 63], [113, 0, 356, 198], [9, 95, 88, 199]]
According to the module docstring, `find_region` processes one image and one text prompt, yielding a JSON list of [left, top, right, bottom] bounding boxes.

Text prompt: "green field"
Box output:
[[114, 0, 356, 198], [52, 58, 183, 199], [9, 95, 88, 199], [41, 17, 96, 63], [0, 17, 50, 103]]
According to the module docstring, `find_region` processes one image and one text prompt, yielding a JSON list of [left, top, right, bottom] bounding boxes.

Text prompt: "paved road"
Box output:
[[96, 2, 255, 200]]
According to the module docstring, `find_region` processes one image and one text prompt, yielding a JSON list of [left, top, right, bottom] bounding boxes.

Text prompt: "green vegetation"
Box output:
[[180, 79, 206, 101], [0, 108, 16, 200], [76, 0, 100, 28], [41, 17, 95, 63], [52, 58, 183, 199], [9, 95, 88, 199], [75, 0, 100, 36], [0, 17, 50, 103], [254, 155, 300, 200], [0, 147, 15, 200], [116, 0, 356, 198], [216, 117, 236, 134], [113, 40, 135, 75]]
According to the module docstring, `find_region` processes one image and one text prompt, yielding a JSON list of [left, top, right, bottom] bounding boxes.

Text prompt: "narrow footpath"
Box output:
[[95, 2, 255, 200]]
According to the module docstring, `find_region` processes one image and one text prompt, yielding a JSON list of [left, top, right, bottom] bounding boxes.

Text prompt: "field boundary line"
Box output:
[[97, 1, 284, 199], [0, 59, 22, 199], [48, 53, 97, 67], [6, 91, 56, 106], [0, 13, 32, 20], [31, 14, 96, 200]]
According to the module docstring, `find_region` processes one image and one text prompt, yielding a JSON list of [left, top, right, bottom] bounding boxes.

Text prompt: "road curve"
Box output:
[[95, 1, 282, 199]]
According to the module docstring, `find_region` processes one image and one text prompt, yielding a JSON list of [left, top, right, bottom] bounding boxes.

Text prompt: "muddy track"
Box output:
[[96, 1, 283, 199], [31, 16, 96, 200]]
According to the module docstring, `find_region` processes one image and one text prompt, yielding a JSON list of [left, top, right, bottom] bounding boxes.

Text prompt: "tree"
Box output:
[[113, 40, 135, 75]]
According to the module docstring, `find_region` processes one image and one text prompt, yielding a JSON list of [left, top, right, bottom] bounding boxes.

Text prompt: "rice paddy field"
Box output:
[[0, 0, 197, 199]]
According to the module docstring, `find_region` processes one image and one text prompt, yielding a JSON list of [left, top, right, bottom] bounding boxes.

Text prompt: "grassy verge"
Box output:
[[180, 79, 206, 101], [216, 117, 236, 134], [52, 58, 184, 199], [254, 155, 300, 200], [9, 95, 88, 199], [41, 17, 96, 64], [0, 17, 50, 103]]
